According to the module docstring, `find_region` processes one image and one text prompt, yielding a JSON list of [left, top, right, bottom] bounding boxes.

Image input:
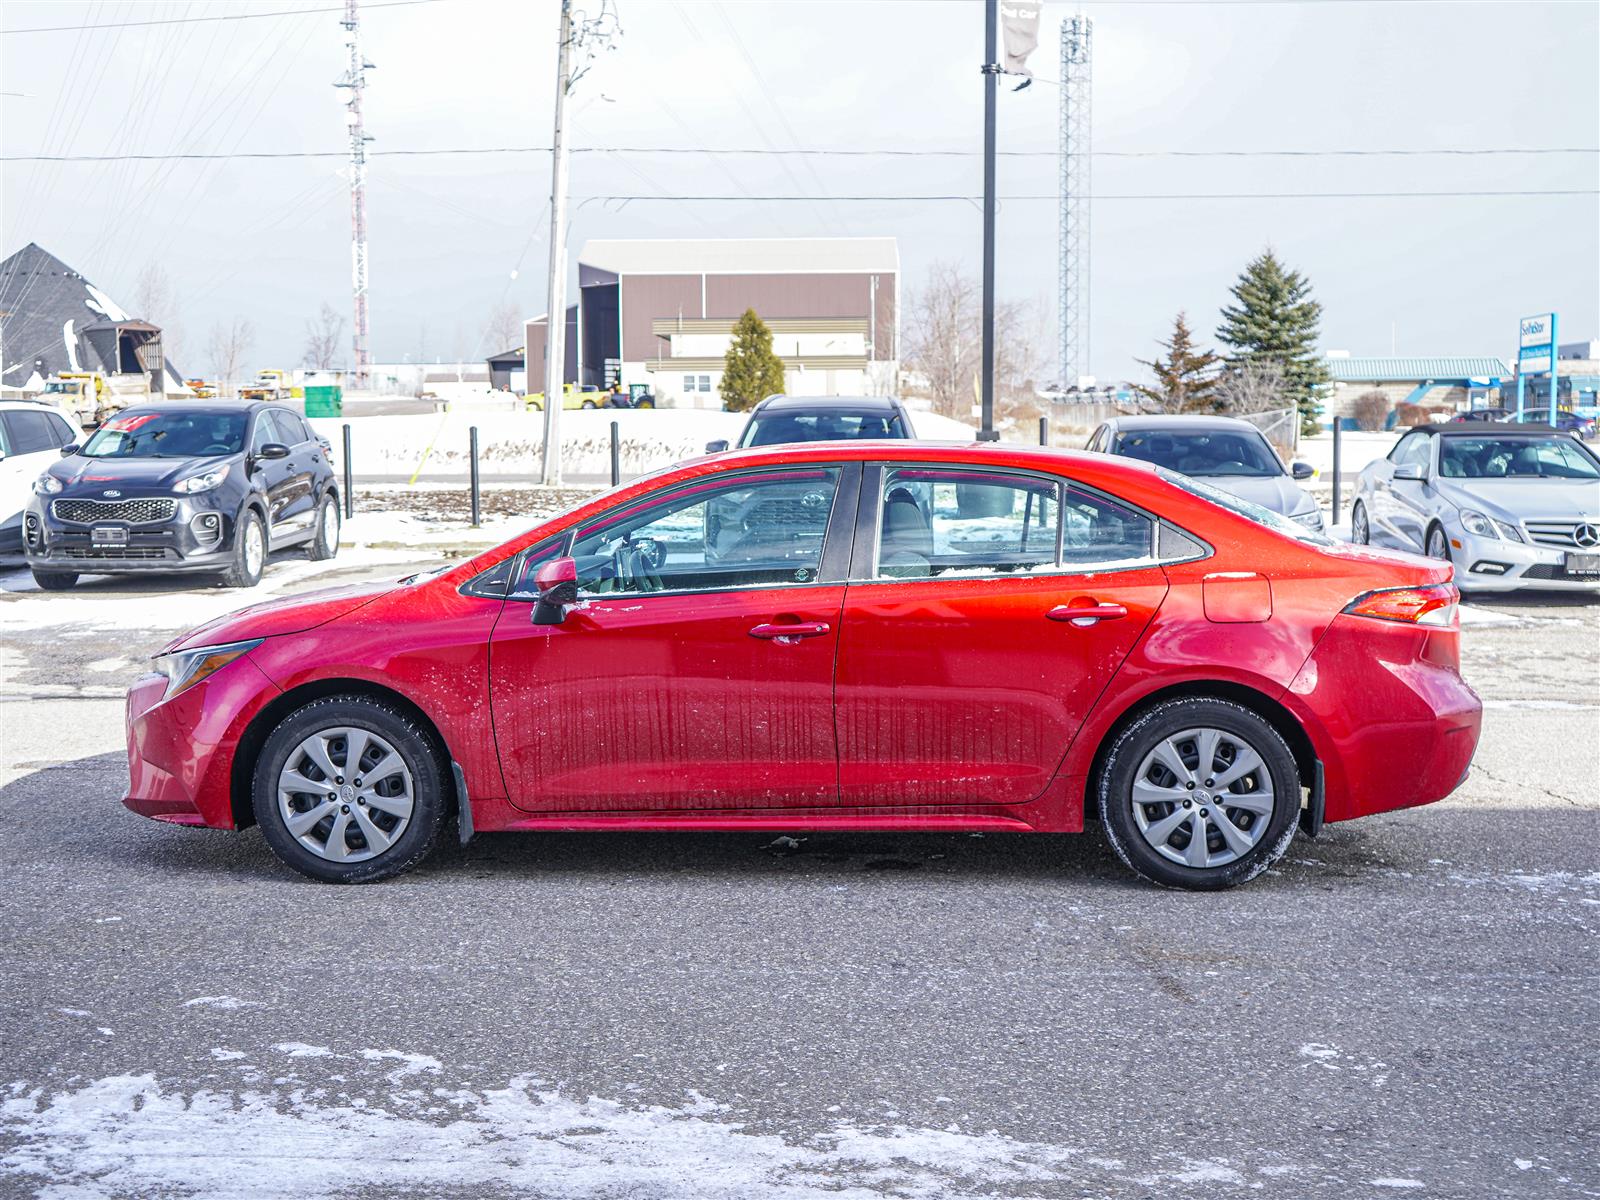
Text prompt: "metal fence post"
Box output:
[[1331, 418, 1342, 525], [1039, 416, 1049, 447], [609, 421, 620, 487], [341, 423, 354, 518], [469, 426, 481, 528]]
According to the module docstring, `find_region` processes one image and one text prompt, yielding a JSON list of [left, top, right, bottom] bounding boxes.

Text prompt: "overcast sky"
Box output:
[[3, 0, 1597, 384]]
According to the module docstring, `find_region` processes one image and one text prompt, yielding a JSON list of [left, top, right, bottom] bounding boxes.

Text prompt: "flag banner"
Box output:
[[1001, 0, 1043, 76]]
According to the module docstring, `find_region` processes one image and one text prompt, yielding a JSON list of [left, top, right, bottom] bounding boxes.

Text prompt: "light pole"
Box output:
[[540, 0, 575, 487], [978, 0, 1000, 441]]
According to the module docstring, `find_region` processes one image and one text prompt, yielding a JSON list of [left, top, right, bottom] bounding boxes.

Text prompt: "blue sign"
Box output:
[[1516, 311, 1558, 417]]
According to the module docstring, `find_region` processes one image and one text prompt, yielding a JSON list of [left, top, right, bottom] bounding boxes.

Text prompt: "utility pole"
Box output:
[[978, 0, 1000, 441], [540, 0, 576, 486], [337, 0, 374, 388]]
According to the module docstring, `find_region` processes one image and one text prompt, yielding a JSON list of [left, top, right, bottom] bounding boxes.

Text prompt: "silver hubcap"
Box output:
[[1131, 727, 1276, 869], [321, 501, 339, 550], [244, 522, 264, 575], [1353, 506, 1368, 543], [1428, 528, 1448, 558], [277, 726, 414, 863]]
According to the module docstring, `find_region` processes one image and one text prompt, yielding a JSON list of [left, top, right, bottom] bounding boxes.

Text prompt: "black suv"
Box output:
[[24, 402, 340, 590]]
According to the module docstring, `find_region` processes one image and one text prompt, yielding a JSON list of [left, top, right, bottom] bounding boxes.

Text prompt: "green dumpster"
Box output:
[[304, 385, 343, 418]]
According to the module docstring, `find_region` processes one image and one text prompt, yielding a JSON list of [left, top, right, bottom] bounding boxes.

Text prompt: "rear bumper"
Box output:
[[1286, 614, 1482, 823], [122, 656, 282, 828]]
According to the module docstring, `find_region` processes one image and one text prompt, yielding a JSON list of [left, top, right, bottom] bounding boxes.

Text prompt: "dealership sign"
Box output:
[[1519, 312, 1556, 374]]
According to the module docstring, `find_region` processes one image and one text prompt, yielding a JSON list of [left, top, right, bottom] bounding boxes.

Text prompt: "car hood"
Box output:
[[1434, 478, 1600, 524], [161, 581, 395, 654], [50, 454, 235, 491], [1191, 473, 1314, 516]]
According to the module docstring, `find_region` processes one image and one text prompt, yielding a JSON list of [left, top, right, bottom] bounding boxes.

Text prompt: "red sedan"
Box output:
[[124, 442, 1481, 889]]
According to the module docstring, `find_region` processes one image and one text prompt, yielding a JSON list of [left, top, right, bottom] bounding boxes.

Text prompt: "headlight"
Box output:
[[174, 468, 227, 494], [33, 474, 63, 495], [1288, 508, 1324, 530], [152, 639, 261, 700], [1459, 509, 1495, 537]]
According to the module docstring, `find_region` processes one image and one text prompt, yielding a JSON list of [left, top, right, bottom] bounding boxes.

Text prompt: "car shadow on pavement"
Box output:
[[8, 751, 1501, 894]]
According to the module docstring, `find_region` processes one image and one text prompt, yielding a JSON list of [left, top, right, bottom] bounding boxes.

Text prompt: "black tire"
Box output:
[[252, 695, 449, 884], [635, 397, 654, 410], [31, 569, 78, 591], [307, 493, 340, 561], [1425, 522, 1451, 562], [1351, 500, 1370, 545], [220, 509, 266, 588], [1097, 697, 1300, 891], [581, 400, 597, 409]]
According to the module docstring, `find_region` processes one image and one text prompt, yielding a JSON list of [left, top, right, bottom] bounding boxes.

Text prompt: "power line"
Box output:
[[0, 0, 442, 35], [571, 189, 1596, 200], [5, 144, 1594, 163]]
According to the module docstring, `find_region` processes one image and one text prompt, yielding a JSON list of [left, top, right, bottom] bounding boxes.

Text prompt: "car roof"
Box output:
[[1412, 423, 1566, 437], [754, 395, 900, 414], [1105, 414, 1263, 433], [103, 401, 278, 418]]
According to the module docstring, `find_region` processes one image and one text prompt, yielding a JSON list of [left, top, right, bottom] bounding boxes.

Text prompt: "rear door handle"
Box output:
[[749, 621, 831, 641], [1047, 602, 1127, 625]]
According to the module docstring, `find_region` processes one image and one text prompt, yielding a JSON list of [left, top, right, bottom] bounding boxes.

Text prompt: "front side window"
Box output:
[[81, 411, 247, 458], [1390, 433, 1431, 469], [570, 468, 841, 596], [875, 467, 1059, 579]]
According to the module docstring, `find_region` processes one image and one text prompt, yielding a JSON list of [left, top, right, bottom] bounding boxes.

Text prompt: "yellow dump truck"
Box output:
[[239, 369, 294, 402], [40, 373, 113, 426]]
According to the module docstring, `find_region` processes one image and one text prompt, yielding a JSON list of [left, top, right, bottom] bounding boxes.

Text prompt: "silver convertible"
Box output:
[[1351, 424, 1600, 593]]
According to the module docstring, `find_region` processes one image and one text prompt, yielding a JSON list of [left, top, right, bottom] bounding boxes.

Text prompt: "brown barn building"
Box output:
[[524, 237, 899, 407]]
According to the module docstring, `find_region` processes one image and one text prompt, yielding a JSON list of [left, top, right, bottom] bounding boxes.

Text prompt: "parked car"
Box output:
[[1450, 407, 1511, 423], [1351, 424, 1600, 593], [24, 402, 340, 591], [1086, 415, 1324, 531], [123, 442, 1480, 891], [0, 399, 82, 555], [1509, 408, 1597, 440], [706, 395, 915, 453]]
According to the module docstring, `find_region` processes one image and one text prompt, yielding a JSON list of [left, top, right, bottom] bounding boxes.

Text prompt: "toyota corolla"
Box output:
[[123, 442, 1481, 890]]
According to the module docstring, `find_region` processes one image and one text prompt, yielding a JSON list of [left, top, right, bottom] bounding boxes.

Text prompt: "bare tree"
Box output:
[[302, 302, 345, 370], [1214, 358, 1289, 415], [904, 261, 1047, 427], [131, 262, 180, 361], [207, 318, 255, 397], [485, 300, 523, 355]]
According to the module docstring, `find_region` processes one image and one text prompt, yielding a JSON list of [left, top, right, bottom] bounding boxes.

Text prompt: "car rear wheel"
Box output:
[[31, 569, 79, 591], [635, 397, 654, 409], [253, 695, 448, 883], [221, 510, 266, 588], [1098, 698, 1300, 890], [1351, 501, 1370, 545], [307, 493, 340, 561]]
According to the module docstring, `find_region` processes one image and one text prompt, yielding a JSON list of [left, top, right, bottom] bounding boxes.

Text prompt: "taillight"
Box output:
[[1343, 583, 1459, 628]]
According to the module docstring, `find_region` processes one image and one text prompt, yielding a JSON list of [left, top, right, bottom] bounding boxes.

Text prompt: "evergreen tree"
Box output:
[[719, 308, 785, 412], [1216, 249, 1330, 435], [1132, 312, 1223, 412]]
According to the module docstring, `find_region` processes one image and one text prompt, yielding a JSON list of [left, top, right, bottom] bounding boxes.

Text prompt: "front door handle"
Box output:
[[1047, 602, 1127, 626], [749, 621, 831, 642]]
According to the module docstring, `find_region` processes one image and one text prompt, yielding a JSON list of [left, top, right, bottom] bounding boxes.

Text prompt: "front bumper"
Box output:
[[24, 492, 238, 574], [1450, 529, 1600, 593], [123, 654, 282, 828]]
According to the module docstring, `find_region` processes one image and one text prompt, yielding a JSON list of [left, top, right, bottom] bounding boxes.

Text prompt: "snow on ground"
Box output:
[[0, 1057, 1325, 1199]]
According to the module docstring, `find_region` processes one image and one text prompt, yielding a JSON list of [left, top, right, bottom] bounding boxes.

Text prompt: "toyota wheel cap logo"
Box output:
[[1575, 523, 1599, 549]]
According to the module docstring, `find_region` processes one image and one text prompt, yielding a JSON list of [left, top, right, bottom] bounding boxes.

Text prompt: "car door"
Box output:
[[488, 463, 858, 812], [0, 409, 70, 542], [1385, 433, 1434, 550], [834, 464, 1169, 807], [247, 410, 296, 539], [264, 410, 318, 538], [1367, 432, 1417, 547]]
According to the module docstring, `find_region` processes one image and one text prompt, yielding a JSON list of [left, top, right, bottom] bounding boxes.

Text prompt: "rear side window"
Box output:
[[1, 409, 62, 454], [1061, 486, 1155, 567], [874, 467, 1059, 579]]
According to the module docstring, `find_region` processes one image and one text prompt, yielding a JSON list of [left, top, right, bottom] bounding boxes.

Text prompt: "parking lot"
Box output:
[[1, 530, 1597, 1198]]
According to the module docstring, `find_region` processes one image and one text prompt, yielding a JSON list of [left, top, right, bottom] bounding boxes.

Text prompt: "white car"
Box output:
[[0, 400, 83, 556], [1351, 424, 1600, 593]]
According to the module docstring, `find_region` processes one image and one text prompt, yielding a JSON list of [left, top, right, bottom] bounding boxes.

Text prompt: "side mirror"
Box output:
[[531, 556, 580, 625], [60, 443, 80, 456], [705, 439, 730, 454], [1393, 462, 1426, 482], [1290, 460, 1314, 481], [258, 442, 291, 460]]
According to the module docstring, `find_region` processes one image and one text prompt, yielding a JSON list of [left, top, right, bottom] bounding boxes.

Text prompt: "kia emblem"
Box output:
[[103, 489, 121, 498]]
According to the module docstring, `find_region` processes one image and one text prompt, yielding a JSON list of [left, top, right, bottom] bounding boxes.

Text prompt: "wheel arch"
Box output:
[[229, 677, 459, 830], [1083, 680, 1318, 810]]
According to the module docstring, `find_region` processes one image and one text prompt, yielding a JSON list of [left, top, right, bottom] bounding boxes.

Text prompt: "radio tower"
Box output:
[[1058, 14, 1092, 386], [336, 0, 373, 387]]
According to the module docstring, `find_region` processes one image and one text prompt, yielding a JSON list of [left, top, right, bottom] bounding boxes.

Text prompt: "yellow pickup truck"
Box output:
[[525, 382, 610, 412]]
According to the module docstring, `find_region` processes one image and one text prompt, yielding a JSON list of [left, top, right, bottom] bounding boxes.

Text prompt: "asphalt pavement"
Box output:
[[0, 550, 1595, 1199]]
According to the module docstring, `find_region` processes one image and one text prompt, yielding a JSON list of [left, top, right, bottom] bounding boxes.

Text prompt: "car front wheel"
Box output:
[[1098, 698, 1300, 890], [252, 695, 448, 883], [1426, 523, 1451, 561], [1351, 500, 1370, 545], [31, 569, 79, 591]]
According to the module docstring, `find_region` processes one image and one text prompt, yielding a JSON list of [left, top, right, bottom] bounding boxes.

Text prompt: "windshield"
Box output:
[[81, 411, 247, 459], [1158, 467, 1333, 545], [1439, 436, 1599, 480], [1114, 428, 1283, 477], [740, 410, 904, 448]]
